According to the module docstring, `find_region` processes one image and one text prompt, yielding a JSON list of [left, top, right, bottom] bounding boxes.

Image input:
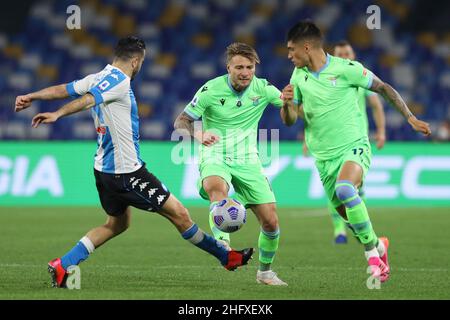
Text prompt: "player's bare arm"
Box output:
[[298, 104, 305, 119], [368, 94, 386, 149], [15, 84, 69, 112], [280, 84, 298, 126], [174, 111, 219, 146], [31, 93, 95, 128], [370, 75, 431, 136]]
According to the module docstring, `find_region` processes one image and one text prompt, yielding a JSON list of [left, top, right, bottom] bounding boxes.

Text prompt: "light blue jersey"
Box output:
[[66, 64, 143, 174]]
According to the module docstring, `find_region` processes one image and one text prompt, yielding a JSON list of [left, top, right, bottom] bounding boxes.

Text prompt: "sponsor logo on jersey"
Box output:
[[220, 98, 225, 105], [96, 126, 106, 135]]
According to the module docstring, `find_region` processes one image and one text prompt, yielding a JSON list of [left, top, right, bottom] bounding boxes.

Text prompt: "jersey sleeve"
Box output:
[[365, 88, 376, 97], [264, 81, 283, 108], [65, 74, 97, 98], [289, 70, 303, 105], [343, 60, 374, 90], [184, 85, 210, 120], [88, 71, 129, 105]]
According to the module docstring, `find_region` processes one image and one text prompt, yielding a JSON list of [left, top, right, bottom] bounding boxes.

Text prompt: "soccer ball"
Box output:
[[211, 198, 246, 233]]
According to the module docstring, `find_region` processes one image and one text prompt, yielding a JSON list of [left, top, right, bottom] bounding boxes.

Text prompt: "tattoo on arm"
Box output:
[[174, 112, 196, 136], [370, 75, 413, 119]]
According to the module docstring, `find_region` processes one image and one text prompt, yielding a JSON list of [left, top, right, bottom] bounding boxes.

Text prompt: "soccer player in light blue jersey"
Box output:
[[15, 36, 253, 288]]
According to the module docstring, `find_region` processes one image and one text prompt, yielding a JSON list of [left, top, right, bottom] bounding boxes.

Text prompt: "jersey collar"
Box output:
[[226, 75, 251, 98], [107, 64, 130, 79], [309, 53, 331, 78]]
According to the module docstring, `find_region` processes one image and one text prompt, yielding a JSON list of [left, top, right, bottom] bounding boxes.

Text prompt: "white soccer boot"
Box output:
[[256, 270, 288, 286]]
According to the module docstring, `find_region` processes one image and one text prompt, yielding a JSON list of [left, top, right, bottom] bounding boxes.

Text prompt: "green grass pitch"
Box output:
[[1, 207, 449, 299]]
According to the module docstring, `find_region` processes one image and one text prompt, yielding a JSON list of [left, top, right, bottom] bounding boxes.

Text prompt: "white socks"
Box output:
[[80, 236, 95, 254], [376, 239, 386, 257], [364, 247, 379, 260]]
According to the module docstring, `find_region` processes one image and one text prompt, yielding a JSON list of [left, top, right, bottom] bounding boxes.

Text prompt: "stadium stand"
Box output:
[[1, 0, 449, 141]]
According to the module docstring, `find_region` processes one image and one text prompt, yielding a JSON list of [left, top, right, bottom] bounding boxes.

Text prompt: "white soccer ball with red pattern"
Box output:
[[211, 198, 246, 233]]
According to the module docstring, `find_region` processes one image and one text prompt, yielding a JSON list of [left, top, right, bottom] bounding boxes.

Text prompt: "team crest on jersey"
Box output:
[[327, 75, 340, 87], [250, 96, 261, 106]]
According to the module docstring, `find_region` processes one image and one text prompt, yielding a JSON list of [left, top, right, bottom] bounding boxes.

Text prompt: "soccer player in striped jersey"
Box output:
[[15, 36, 253, 288], [282, 21, 431, 282]]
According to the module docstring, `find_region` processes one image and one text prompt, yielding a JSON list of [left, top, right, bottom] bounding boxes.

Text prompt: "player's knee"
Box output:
[[106, 218, 129, 234], [203, 181, 228, 200], [261, 214, 279, 231], [335, 181, 361, 208]]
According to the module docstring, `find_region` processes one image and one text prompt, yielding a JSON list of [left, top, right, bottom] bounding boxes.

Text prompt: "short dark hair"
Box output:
[[287, 20, 323, 45], [114, 36, 146, 60], [226, 42, 260, 64], [334, 40, 351, 48]]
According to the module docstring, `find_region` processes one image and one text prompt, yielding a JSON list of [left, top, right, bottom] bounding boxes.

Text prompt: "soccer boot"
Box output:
[[48, 258, 68, 288], [367, 256, 390, 283], [256, 270, 288, 286], [223, 248, 254, 271], [334, 233, 348, 244], [378, 237, 390, 274]]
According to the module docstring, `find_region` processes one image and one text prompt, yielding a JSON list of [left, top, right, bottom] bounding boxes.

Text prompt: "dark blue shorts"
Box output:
[[94, 165, 171, 216]]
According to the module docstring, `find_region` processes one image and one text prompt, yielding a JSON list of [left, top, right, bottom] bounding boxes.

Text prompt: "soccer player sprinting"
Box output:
[[14, 36, 253, 288], [303, 40, 387, 244], [174, 43, 289, 285], [281, 21, 431, 282]]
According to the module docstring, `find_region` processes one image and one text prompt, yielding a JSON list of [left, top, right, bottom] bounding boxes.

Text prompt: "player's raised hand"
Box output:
[[198, 131, 220, 147], [281, 85, 294, 103], [408, 116, 431, 136], [15, 94, 33, 112], [31, 112, 59, 128]]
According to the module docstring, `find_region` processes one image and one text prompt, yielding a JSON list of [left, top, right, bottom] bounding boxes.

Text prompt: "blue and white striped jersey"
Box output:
[[66, 64, 143, 174]]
